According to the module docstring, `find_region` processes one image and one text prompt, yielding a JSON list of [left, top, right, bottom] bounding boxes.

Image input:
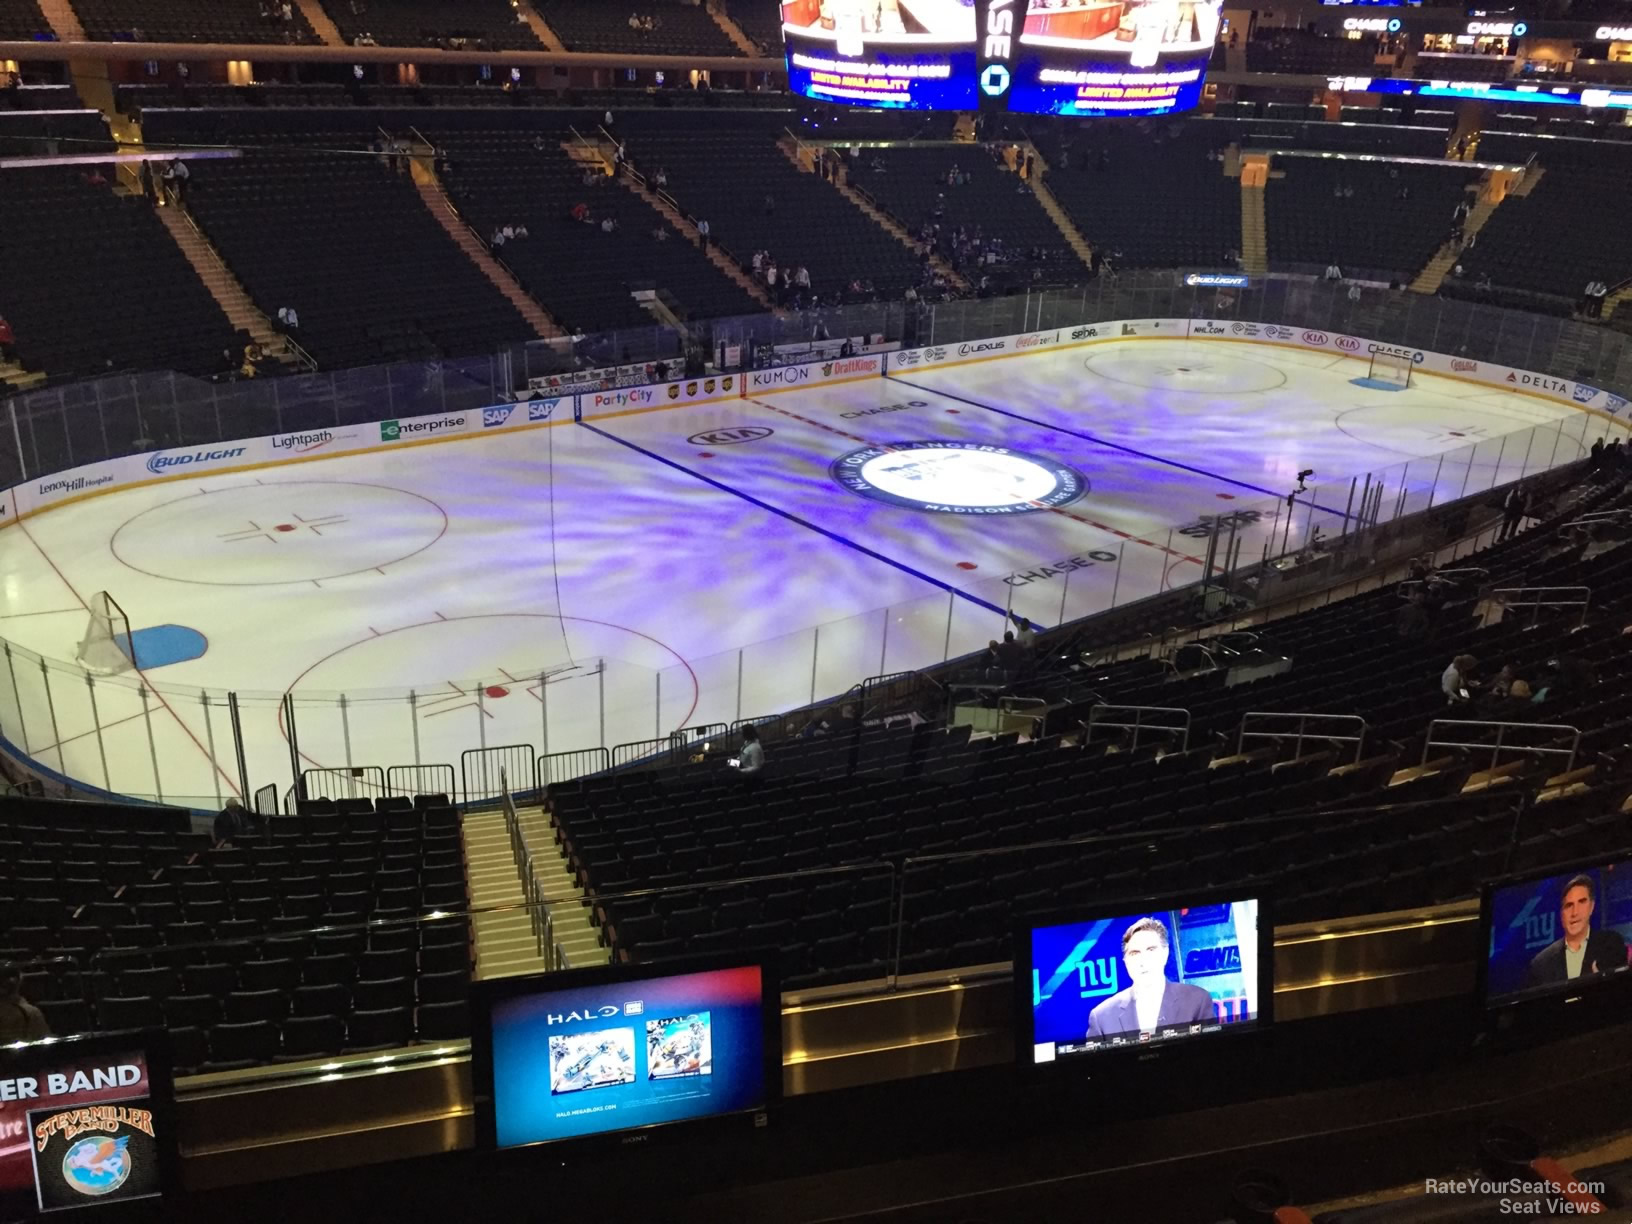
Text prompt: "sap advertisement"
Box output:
[[1484, 859, 1632, 1007], [781, 0, 979, 110], [1028, 899, 1263, 1064], [1007, 0, 1223, 116], [0, 1035, 174, 1216], [487, 965, 772, 1148]]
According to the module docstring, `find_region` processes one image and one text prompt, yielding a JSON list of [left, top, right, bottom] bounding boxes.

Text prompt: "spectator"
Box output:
[[600, 216, 617, 234], [1498, 483, 1529, 541], [652, 224, 670, 242], [162, 158, 189, 203], [276, 306, 299, 330], [213, 797, 263, 847], [733, 725, 764, 776], [996, 631, 1026, 675], [1347, 282, 1362, 303], [491, 226, 507, 247], [653, 166, 667, 190], [1009, 613, 1037, 649], [1395, 589, 1429, 639], [697, 218, 710, 249], [570, 201, 590, 224], [0, 966, 49, 1042], [794, 265, 810, 290], [1486, 663, 1518, 700], [1441, 654, 1478, 704], [0, 314, 14, 363], [1323, 263, 1342, 282], [979, 640, 1003, 681]]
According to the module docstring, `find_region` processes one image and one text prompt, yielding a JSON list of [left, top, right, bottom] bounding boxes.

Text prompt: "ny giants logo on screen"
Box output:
[[1511, 904, 1557, 951]]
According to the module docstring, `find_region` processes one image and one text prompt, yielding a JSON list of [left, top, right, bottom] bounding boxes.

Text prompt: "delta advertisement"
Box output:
[[1182, 319, 1632, 416], [0, 1039, 173, 1216], [1007, 0, 1225, 117], [781, 0, 979, 110]]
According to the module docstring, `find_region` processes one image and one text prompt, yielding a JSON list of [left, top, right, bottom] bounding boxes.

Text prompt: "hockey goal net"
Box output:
[[76, 591, 135, 675], [1367, 350, 1414, 390]]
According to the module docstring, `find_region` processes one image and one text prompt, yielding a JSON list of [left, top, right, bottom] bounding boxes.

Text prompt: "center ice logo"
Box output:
[[830, 442, 1086, 515]]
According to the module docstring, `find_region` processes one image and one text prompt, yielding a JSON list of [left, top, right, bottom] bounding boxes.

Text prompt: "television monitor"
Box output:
[[0, 1030, 177, 1217], [1005, 0, 1224, 116], [1480, 855, 1632, 1011], [472, 956, 780, 1154], [1019, 896, 1269, 1067], [781, 0, 979, 110]]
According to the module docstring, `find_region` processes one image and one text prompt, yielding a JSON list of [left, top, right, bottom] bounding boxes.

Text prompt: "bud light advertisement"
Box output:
[[480, 963, 775, 1149]]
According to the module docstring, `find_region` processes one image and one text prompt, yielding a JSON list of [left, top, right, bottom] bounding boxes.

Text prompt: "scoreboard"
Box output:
[[781, 0, 1222, 117]]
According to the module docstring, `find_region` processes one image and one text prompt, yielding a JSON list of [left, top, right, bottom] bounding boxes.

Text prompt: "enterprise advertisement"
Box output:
[[1007, 0, 1222, 116], [782, 0, 979, 109], [488, 966, 768, 1148]]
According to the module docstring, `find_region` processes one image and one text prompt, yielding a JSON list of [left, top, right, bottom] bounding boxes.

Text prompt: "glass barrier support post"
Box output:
[[227, 691, 250, 801], [199, 691, 222, 809], [39, 659, 63, 774], [87, 676, 111, 792], [339, 693, 353, 767], [140, 683, 162, 804]]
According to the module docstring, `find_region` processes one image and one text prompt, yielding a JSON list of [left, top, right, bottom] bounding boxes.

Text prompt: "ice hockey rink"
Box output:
[[0, 336, 1614, 807]]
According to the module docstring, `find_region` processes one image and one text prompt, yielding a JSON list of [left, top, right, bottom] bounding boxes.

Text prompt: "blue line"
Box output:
[[578, 421, 1009, 617], [886, 373, 1349, 520]]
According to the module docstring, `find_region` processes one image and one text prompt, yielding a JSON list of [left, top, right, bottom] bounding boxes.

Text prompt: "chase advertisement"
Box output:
[[1485, 861, 1632, 1006], [1029, 900, 1262, 1063], [781, 0, 979, 109], [488, 966, 769, 1148], [0, 1043, 169, 1215], [1007, 0, 1223, 116]]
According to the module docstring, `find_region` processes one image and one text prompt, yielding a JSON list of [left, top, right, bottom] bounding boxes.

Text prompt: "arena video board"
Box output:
[[781, 0, 1222, 117]]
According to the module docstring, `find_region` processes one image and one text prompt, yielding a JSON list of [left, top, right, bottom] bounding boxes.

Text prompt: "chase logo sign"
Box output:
[[975, 0, 1029, 106], [831, 441, 1086, 515], [980, 62, 1010, 97]]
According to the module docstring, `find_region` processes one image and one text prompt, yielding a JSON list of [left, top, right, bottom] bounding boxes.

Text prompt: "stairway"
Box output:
[[798, 143, 970, 291], [34, 0, 83, 42], [706, 0, 760, 55], [70, 61, 143, 193], [522, 806, 607, 970], [1238, 182, 1269, 276], [514, 0, 567, 51], [1410, 195, 1500, 295], [605, 153, 778, 312], [411, 175, 563, 340], [155, 204, 295, 362], [462, 809, 549, 979], [292, 0, 344, 46], [1018, 143, 1094, 271]]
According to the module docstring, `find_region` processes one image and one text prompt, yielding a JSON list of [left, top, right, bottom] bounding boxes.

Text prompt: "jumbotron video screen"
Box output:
[[782, 0, 1221, 116]]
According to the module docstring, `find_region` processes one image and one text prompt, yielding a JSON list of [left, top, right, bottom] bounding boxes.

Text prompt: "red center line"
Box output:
[[747, 397, 1204, 565]]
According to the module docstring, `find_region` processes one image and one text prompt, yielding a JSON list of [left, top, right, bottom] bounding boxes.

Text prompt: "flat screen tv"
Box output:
[[0, 1029, 176, 1217], [1018, 895, 1270, 1067], [472, 956, 780, 1155], [1480, 854, 1632, 1012]]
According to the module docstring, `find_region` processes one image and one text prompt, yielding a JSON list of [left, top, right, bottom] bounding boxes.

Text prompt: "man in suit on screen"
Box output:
[[1526, 875, 1628, 989], [1086, 917, 1216, 1040]]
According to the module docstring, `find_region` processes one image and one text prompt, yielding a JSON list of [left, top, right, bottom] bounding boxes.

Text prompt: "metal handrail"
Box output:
[[500, 765, 558, 971], [1085, 703, 1191, 752], [1490, 585, 1592, 627], [1421, 719, 1582, 774], [1237, 711, 1367, 763]]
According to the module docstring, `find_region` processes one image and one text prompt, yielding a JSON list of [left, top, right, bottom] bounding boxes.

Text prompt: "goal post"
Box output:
[[76, 591, 135, 675], [1366, 350, 1414, 390]]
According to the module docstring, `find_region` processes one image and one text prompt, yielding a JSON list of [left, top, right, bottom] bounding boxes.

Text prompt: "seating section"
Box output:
[[551, 459, 1632, 986], [621, 118, 923, 301], [0, 794, 472, 1072], [722, 0, 780, 53], [1246, 30, 1381, 75], [1455, 134, 1632, 307], [321, 0, 543, 50], [74, 0, 319, 44], [1024, 119, 1239, 269], [0, 161, 238, 381], [535, 0, 742, 57], [0, 0, 53, 40], [1266, 158, 1477, 283], [143, 114, 539, 368], [432, 127, 760, 331], [856, 145, 1087, 292], [1416, 55, 1514, 84]]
